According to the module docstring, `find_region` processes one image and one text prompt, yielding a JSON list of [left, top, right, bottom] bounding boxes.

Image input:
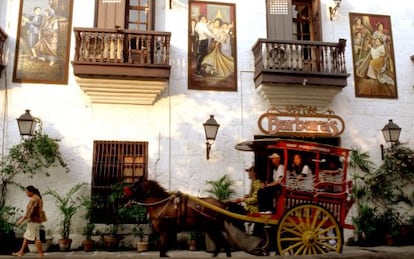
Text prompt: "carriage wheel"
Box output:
[[276, 203, 343, 256]]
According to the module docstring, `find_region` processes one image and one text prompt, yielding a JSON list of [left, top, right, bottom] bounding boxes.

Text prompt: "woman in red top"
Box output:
[[13, 185, 44, 258]]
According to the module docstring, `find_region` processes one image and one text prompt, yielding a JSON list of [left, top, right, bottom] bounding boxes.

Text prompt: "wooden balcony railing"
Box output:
[[252, 38, 348, 78], [0, 27, 8, 76], [72, 28, 171, 105], [251, 38, 349, 109], [73, 28, 170, 66]]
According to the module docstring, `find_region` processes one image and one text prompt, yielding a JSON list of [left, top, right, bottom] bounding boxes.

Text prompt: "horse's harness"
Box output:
[[131, 192, 220, 228]]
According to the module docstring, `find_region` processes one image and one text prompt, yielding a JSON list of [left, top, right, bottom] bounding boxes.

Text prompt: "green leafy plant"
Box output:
[[350, 144, 414, 245], [44, 182, 86, 240], [80, 195, 97, 241], [0, 205, 23, 235], [351, 204, 381, 244], [349, 147, 374, 206], [0, 128, 69, 206], [205, 174, 235, 201], [125, 204, 148, 241], [371, 144, 414, 204]]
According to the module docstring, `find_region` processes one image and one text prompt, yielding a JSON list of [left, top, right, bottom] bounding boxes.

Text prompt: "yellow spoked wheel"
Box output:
[[276, 203, 343, 256]]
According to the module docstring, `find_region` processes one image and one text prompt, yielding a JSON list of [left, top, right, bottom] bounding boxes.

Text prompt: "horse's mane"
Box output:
[[130, 179, 171, 200], [146, 180, 170, 197]]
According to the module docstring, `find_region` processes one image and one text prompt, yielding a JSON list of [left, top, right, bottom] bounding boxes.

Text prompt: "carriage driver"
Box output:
[[231, 165, 262, 213], [257, 153, 284, 213]]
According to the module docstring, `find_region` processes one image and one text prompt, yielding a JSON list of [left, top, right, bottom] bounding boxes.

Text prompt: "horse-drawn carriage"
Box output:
[[126, 139, 354, 257]]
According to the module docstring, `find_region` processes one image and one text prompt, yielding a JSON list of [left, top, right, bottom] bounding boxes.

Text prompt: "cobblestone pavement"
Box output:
[[1, 246, 414, 259]]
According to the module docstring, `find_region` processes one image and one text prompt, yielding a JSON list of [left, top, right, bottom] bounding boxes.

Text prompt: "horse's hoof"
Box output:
[[212, 252, 218, 257]]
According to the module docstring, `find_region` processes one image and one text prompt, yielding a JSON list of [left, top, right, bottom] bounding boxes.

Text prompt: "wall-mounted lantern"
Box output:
[[203, 115, 220, 160], [329, 0, 341, 20], [16, 109, 40, 137], [380, 119, 401, 160]]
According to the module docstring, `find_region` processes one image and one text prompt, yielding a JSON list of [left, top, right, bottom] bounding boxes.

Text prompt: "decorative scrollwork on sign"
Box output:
[[285, 105, 318, 115], [258, 106, 345, 137]]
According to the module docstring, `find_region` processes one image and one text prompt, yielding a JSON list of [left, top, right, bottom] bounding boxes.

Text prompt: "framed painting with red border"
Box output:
[[13, 0, 73, 84], [349, 13, 397, 98], [188, 1, 237, 91]]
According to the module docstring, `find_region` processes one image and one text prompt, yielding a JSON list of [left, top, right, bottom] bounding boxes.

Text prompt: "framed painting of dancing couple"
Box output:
[[349, 13, 397, 98], [188, 1, 237, 91], [13, 0, 73, 84]]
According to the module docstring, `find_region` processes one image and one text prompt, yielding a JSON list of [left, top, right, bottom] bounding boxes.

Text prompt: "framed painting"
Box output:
[[188, 1, 237, 91], [13, 0, 73, 84], [349, 13, 397, 98]]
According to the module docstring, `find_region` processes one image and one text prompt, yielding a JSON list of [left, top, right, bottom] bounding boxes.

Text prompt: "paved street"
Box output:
[[2, 246, 414, 258]]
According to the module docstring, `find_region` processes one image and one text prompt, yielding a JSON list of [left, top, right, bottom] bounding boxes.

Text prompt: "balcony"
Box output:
[[72, 28, 171, 105], [252, 39, 350, 110], [0, 27, 7, 77]]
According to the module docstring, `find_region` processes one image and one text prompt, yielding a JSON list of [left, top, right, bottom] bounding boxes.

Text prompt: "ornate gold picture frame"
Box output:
[[188, 1, 237, 91], [349, 13, 397, 98], [13, 0, 73, 84]]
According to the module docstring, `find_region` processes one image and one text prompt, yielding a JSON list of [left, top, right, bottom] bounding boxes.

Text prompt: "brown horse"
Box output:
[[124, 177, 232, 257]]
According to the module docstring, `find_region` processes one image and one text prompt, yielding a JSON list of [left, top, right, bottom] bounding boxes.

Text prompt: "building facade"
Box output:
[[1, 0, 414, 246]]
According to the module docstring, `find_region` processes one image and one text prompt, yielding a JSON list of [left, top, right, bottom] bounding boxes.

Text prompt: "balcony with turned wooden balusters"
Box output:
[[72, 28, 171, 105], [0, 27, 7, 77], [252, 38, 350, 110]]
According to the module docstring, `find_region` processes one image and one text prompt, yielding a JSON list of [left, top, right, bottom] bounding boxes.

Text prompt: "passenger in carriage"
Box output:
[[320, 159, 342, 175], [257, 153, 284, 214], [319, 158, 343, 193], [287, 153, 313, 191]]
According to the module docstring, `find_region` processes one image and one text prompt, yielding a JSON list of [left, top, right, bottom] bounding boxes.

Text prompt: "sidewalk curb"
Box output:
[[1, 246, 414, 258]]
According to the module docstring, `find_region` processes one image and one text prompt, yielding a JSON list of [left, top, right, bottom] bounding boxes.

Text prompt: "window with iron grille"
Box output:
[[91, 140, 148, 223]]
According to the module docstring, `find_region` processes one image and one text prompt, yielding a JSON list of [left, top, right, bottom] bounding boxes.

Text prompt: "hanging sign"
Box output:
[[257, 106, 345, 137]]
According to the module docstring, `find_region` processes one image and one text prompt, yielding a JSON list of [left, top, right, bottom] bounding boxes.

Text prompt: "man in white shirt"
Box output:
[[257, 153, 285, 213], [194, 15, 215, 74]]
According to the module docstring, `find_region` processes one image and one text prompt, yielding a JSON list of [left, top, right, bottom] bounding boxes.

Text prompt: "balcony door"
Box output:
[[266, 0, 321, 41], [95, 0, 154, 30]]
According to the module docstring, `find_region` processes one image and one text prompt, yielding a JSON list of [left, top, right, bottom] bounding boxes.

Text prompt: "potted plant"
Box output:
[[378, 207, 402, 246], [0, 205, 22, 255], [80, 195, 96, 251], [205, 174, 236, 201], [349, 144, 414, 246], [351, 204, 382, 246], [134, 224, 149, 252], [103, 182, 129, 251], [187, 230, 202, 251], [127, 204, 148, 252], [44, 182, 86, 251], [82, 223, 96, 252]]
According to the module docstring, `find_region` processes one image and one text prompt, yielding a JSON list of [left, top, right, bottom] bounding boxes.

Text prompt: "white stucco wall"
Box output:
[[1, 0, 414, 247]]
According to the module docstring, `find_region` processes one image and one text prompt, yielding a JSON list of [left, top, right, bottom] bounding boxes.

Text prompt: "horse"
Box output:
[[124, 177, 232, 257]]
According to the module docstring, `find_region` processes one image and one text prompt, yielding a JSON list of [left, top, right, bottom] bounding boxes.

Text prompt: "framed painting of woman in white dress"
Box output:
[[349, 13, 397, 98], [188, 1, 237, 91]]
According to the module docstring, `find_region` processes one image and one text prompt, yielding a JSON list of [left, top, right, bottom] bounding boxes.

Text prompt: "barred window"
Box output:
[[91, 140, 148, 223]]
